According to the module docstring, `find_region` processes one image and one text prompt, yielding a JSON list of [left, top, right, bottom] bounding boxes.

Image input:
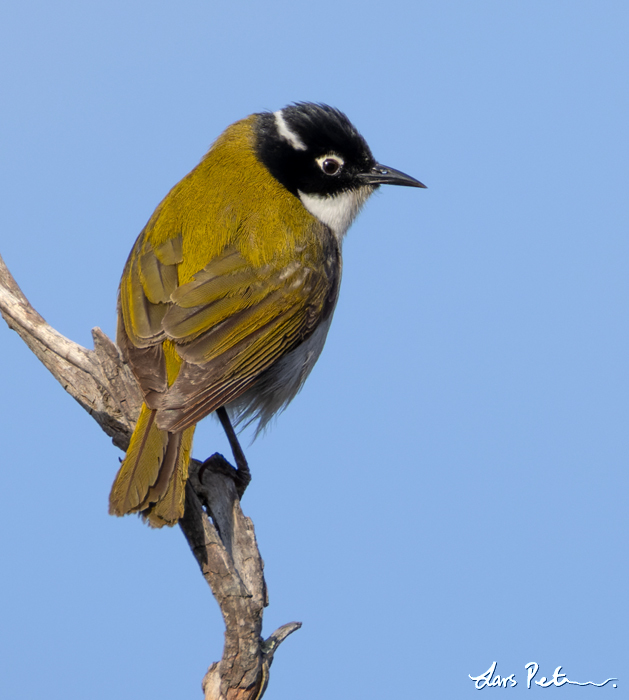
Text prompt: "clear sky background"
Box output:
[[1, 2, 627, 698]]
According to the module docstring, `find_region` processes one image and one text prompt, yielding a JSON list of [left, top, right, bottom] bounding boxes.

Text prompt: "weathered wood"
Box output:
[[0, 251, 300, 699]]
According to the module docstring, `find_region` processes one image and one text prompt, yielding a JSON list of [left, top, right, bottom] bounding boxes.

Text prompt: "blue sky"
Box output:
[[1, 2, 627, 698]]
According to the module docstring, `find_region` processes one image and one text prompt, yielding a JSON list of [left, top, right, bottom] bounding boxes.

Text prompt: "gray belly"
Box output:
[[226, 314, 334, 434]]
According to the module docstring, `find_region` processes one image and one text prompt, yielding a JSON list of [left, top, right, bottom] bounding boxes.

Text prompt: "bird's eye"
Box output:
[[318, 157, 343, 176]]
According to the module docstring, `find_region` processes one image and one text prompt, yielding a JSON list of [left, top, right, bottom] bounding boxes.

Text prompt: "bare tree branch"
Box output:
[[0, 251, 300, 699]]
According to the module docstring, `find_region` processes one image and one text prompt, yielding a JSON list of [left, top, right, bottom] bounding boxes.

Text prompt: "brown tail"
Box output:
[[109, 403, 195, 527]]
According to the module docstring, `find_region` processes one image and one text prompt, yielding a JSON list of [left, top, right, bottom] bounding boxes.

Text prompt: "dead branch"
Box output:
[[0, 251, 300, 700]]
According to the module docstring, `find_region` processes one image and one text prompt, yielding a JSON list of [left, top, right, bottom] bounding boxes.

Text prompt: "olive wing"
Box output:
[[119, 234, 339, 432]]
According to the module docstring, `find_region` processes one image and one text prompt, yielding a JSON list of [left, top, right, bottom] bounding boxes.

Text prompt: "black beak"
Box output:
[[358, 163, 427, 188]]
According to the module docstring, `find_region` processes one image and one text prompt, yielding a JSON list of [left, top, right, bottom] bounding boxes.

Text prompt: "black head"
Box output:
[[254, 102, 425, 198]]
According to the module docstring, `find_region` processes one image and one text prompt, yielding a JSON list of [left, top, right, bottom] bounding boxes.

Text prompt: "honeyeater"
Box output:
[[109, 102, 425, 527]]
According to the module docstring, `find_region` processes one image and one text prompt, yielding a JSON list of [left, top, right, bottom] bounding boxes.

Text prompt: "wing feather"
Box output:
[[139, 249, 179, 304], [154, 235, 183, 265], [119, 224, 339, 433]]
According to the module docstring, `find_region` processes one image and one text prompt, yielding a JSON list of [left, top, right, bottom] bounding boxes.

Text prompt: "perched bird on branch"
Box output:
[[109, 102, 425, 527]]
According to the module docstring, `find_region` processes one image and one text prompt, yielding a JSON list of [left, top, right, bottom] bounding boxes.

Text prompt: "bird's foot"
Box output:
[[198, 452, 251, 499], [215, 406, 251, 498]]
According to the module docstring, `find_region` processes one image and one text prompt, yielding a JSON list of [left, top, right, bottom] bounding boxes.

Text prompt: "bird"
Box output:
[[109, 102, 425, 527]]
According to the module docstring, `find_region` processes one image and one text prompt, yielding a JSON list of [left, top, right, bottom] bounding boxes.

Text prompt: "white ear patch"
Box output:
[[274, 110, 307, 151], [299, 187, 375, 241]]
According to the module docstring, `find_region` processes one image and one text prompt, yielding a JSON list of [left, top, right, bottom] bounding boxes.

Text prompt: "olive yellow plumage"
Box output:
[[109, 103, 425, 527]]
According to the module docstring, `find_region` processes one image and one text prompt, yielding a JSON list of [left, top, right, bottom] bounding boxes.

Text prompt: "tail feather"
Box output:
[[139, 430, 182, 510], [144, 427, 194, 527], [109, 403, 195, 526]]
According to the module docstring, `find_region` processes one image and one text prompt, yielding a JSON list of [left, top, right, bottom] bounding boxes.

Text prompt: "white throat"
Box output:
[[298, 187, 374, 241]]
